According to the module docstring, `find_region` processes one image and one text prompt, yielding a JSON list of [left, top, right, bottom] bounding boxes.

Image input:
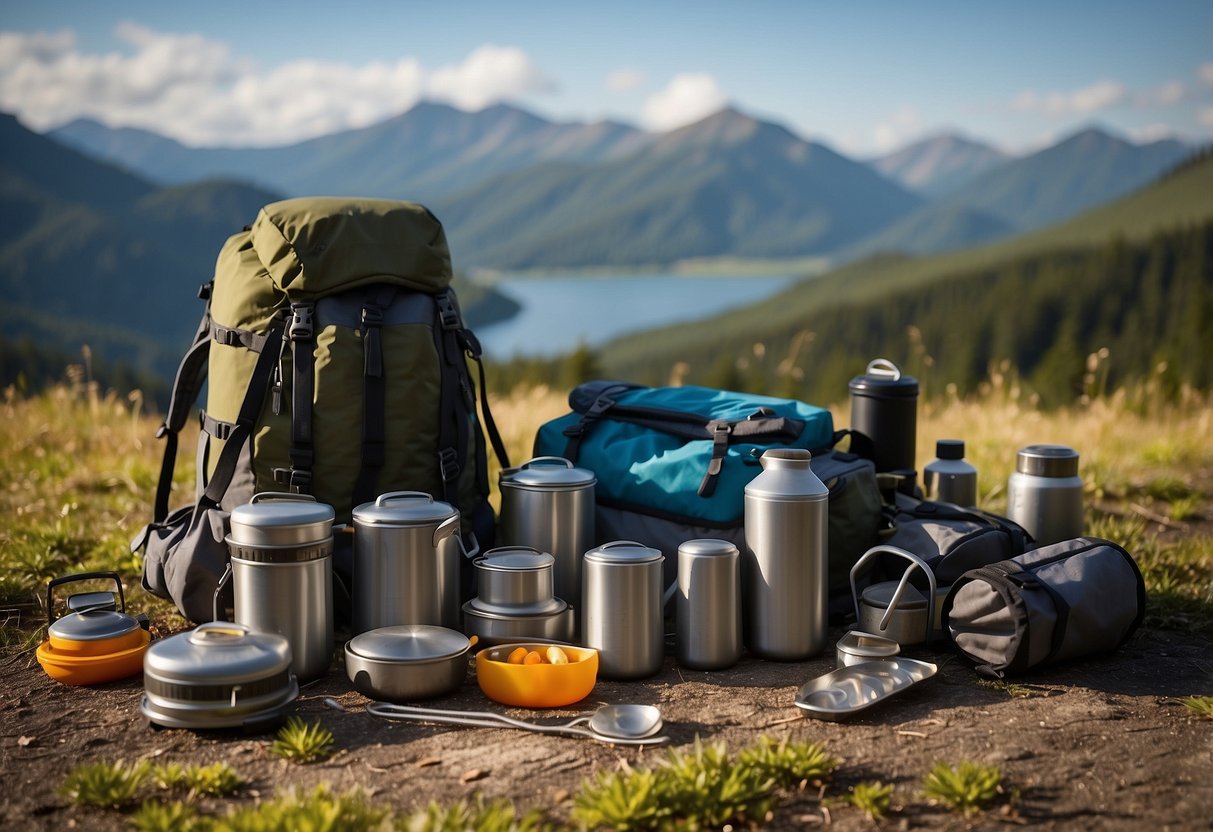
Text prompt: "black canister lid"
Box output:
[[935, 439, 965, 460], [1016, 444, 1080, 477], [848, 359, 919, 398]]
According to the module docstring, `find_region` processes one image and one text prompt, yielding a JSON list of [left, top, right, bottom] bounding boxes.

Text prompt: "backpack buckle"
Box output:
[[361, 304, 384, 329], [436, 294, 461, 331], [289, 302, 314, 341], [438, 447, 461, 482]]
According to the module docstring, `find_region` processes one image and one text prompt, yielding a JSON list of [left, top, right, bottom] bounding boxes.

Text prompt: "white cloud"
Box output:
[[641, 72, 727, 131], [1012, 80, 1127, 116], [1127, 123, 1177, 143], [0, 26, 555, 146], [606, 68, 646, 92], [1199, 63, 1213, 87], [427, 44, 556, 111]]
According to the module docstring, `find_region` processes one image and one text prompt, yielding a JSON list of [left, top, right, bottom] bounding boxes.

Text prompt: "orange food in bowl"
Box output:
[[476, 643, 598, 708]]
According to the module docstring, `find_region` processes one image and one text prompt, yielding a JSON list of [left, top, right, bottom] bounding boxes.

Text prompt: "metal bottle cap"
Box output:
[[1016, 445, 1080, 477]]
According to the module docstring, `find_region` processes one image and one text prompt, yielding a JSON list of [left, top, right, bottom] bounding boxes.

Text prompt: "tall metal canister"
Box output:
[[675, 539, 741, 671], [743, 449, 829, 660], [498, 457, 596, 613], [848, 358, 919, 474]]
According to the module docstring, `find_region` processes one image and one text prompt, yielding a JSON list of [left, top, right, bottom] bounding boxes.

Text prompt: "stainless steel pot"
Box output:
[[344, 625, 472, 701], [499, 457, 596, 613], [473, 547, 559, 612], [461, 601, 574, 647], [351, 491, 472, 634], [141, 622, 298, 731], [849, 545, 943, 646], [223, 493, 334, 681]]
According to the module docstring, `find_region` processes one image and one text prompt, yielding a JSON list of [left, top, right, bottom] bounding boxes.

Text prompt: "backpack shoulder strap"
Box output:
[[153, 284, 214, 523]]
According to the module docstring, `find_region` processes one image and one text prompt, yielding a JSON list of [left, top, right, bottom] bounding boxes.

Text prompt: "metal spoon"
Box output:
[[366, 702, 668, 745]]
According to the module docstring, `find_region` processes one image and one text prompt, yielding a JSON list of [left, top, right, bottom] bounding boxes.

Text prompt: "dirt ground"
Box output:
[[2, 619, 1211, 831]]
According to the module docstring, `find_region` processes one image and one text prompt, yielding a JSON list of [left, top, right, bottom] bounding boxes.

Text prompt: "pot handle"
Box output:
[[432, 514, 461, 548], [250, 492, 317, 504], [46, 570, 125, 627], [849, 545, 936, 642], [375, 490, 434, 506], [865, 358, 902, 380], [597, 540, 647, 549], [520, 456, 575, 469], [458, 532, 481, 561], [212, 563, 233, 623]]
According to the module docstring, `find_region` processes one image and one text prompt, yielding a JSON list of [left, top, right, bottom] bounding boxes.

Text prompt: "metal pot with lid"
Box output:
[[141, 622, 298, 730], [36, 571, 151, 686], [499, 457, 596, 614], [351, 491, 473, 634], [222, 492, 335, 681], [849, 545, 945, 646], [344, 625, 473, 701], [582, 541, 666, 679], [463, 547, 573, 645]]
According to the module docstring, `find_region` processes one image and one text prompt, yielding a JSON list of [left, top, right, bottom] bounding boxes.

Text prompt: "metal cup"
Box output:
[[675, 539, 741, 671]]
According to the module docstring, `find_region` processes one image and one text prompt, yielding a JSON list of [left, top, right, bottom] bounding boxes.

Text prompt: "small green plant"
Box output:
[[921, 761, 1003, 817], [181, 762, 244, 798], [1184, 695, 1213, 719], [149, 762, 187, 791], [270, 716, 335, 763], [58, 759, 150, 809], [131, 800, 202, 832], [848, 781, 894, 820], [736, 735, 840, 788], [403, 794, 546, 832], [977, 678, 1035, 698], [572, 738, 778, 830], [214, 786, 389, 832]]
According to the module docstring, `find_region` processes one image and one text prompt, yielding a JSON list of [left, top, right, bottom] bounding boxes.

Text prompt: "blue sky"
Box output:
[[2, 1, 1210, 155]]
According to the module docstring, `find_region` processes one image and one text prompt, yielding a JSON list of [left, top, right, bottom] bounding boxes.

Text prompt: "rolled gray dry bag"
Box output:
[[942, 537, 1145, 677]]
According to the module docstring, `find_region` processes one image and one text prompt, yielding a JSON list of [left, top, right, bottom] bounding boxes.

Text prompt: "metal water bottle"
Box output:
[[924, 439, 978, 506], [675, 539, 741, 671], [1007, 445, 1083, 545], [743, 449, 829, 660]]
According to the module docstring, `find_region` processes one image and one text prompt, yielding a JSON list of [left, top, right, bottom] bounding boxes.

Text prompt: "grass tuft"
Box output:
[[848, 781, 894, 820], [736, 735, 840, 788], [270, 717, 335, 764], [59, 759, 150, 809], [403, 794, 547, 832], [921, 761, 1003, 817], [1183, 695, 1213, 719]]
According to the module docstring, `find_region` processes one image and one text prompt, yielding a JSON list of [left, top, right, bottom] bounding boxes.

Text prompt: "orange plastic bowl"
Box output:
[[475, 643, 598, 708]]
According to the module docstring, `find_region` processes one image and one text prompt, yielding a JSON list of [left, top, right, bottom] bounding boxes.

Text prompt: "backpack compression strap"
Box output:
[[351, 286, 398, 508], [275, 301, 315, 493]]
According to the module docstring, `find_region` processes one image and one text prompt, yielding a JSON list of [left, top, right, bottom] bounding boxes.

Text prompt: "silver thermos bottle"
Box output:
[[582, 541, 665, 679], [743, 449, 829, 660], [675, 539, 741, 671], [924, 439, 978, 506], [1007, 445, 1084, 545]]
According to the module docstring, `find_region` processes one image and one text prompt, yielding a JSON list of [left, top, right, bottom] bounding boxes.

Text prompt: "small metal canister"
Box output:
[[582, 541, 665, 680], [675, 539, 741, 671], [848, 358, 919, 474], [1007, 445, 1084, 546], [499, 457, 596, 613], [223, 493, 334, 681]]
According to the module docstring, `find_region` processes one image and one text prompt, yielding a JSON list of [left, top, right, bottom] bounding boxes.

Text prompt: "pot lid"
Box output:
[[352, 491, 458, 527], [501, 457, 596, 488], [584, 541, 663, 565], [677, 538, 738, 558], [476, 548, 554, 571], [848, 358, 919, 397], [144, 623, 291, 683], [48, 608, 140, 642], [346, 625, 469, 662], [862, 582, 929, 611], [229, 493, 335, 544]]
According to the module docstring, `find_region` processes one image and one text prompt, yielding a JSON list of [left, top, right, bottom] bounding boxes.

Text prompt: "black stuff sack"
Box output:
[[942, 537, 1145, 677]]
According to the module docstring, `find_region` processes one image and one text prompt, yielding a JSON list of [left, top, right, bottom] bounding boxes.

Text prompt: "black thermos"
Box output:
[[848, 358, 919, 473]]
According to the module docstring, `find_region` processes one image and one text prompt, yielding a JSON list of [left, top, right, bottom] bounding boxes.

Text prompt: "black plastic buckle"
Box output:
[[197, 282, 213, 301], [155, 423, 169, 440], [361, 304, 384, 329], [438, 447, 461, 482], [289, 302, 314, 341], [272, 467, 312, 493], [436, 294, 461, 331]]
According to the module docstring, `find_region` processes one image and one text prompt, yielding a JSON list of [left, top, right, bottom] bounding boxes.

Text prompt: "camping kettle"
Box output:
[[35, 571, 151, 686], [849, 545, 945, 646]]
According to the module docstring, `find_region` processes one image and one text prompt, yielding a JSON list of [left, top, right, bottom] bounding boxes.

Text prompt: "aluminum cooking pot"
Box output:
[[849, 545, 943, 646], [344, 625, 474, 702], [351, 492, 473, 634], [141, 622, 298, 731]]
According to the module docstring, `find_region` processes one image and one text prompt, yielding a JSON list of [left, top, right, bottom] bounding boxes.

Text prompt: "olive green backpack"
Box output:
[[135, 197, 508, 622]]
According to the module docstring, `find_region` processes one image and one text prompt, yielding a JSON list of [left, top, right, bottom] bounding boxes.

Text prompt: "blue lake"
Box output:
[[474, 273, 797, 359]]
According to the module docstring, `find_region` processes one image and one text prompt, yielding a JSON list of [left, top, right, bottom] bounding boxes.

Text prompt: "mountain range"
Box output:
[[46, 101, 1195, 269]]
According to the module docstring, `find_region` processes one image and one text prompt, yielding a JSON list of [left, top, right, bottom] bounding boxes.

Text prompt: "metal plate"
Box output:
[[794, 658, 937, 721]]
